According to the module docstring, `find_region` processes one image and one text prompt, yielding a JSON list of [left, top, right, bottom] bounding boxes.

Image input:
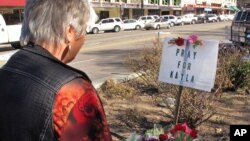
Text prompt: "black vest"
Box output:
[[0, 44, 91, 141]]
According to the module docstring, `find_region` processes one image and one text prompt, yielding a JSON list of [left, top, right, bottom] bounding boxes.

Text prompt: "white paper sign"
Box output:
[[159, 38, 219, 92]]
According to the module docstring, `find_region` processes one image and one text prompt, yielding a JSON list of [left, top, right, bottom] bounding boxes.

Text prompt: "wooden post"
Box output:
[[174, 40, 189, 125], [157, 32, 160, 48], [174, 85, 183, 125]]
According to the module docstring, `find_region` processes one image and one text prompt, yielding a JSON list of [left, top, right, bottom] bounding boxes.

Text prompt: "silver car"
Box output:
[[144, 18, 170, 30]]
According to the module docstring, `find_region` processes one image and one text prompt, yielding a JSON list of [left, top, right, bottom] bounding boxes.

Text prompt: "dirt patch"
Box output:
[[100, 91, 250, 140]]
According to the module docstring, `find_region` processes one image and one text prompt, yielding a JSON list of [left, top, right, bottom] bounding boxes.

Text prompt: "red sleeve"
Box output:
[[53, 78, 112, 141]]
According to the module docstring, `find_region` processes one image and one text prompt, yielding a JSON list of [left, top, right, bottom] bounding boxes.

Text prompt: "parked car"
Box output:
[[176, 16, 185, 26], [138, 15, 159, 25], [89, 17, 123, 34], [151, 15, 160, 20], [144, 18, 170, 30], [182, 14, 198, 24], [218, 14, 227, 21], [196, 14, 207, 24], [123, 19, 143, 30], [206, 14, 219, 22], [0, 13, 22, 48], [230, 9, 250, 47], [226, 14, 236, 21], [160, 15, 178, 26]]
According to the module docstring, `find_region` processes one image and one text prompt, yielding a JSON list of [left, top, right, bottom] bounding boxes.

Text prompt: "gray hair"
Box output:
[[20, 0, 97, 46]]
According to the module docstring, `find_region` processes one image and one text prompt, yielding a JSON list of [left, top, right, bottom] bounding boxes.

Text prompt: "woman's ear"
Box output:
[[65, 25, 76, 43]]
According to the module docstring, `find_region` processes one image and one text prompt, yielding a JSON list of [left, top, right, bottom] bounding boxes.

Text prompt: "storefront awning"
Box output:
[[0, 0, 25, 7], [228, 6, 240, 12]]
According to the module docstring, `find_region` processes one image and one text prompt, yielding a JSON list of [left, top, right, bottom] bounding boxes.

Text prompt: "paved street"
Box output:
[[0, 21, 232, 87]]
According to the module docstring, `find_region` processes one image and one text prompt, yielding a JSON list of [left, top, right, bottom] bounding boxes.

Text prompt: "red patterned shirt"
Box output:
[[53, 78, 112, 141]]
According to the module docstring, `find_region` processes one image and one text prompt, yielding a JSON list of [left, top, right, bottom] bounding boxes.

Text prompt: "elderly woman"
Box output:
[[0, 0, 112, 141]]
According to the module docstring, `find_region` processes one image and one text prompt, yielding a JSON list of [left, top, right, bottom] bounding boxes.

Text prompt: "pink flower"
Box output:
[[182, 122, 192, 134], [188, 35, 198, 44]]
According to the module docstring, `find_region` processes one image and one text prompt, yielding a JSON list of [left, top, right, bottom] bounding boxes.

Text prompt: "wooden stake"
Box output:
[[174, 40, 189, 125], [174, 85, 183, 125]]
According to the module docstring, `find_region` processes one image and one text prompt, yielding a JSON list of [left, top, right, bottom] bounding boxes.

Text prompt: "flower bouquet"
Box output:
[[159, 123, 198, 141], [168, 35, 203, 49], [187, 35, 203, 49], [126, 123, 198, 141]]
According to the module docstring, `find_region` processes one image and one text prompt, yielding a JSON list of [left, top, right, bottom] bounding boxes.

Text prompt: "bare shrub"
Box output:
[[98, 79, 137, 99], [230, 61, 250, 90], [163, 89, 216, 128], [214, 45, 245, 94], [126, 38, 216, 128], [126, 40, 172, 93]]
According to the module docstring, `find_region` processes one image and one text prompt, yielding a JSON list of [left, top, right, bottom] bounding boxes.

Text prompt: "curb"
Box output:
[[93, 71, 144, 89]]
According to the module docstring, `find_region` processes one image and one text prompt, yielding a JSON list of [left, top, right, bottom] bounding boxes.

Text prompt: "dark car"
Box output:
[[230, 9, 250, 47]]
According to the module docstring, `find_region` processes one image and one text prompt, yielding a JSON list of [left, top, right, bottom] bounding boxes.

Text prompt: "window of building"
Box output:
[[131, 0, 140, 4], [115, 0, 127, 3], [2, 9, 23, 25], [174, 0, 181, 5], [162, 0, 170, 5], [149, 0, 159, 4]]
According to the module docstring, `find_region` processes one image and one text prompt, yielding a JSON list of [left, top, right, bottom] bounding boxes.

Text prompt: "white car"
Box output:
[[138, 15, 159, 25], [89, 17, 123, 34], [176, 16, 185, 26], [226, 14, 236, 21], [182, 14, 198, 24], [206, 14, 219, 22], [160, 15, 178, 26], [144, 19, 170, 30], [218, 14, 227, 21], [123, 19, 143, 30], [0, 13, 22, 48]]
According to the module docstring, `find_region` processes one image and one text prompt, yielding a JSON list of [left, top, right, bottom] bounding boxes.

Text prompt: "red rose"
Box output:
[[175, 37, 184, 46], [190, 129, 198, 138], [169, 129, 176, 134], [159, 134, 168, 141], [174, 123, 184, 131]]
